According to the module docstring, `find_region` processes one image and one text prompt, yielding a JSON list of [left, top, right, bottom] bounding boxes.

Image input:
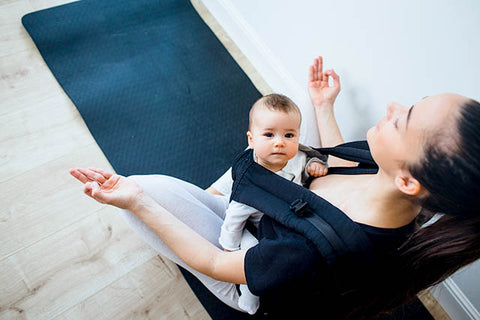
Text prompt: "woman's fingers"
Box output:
[[318, 56, 323, 82], [70, 168, 90, 184], [102, 174, 121, 189], [330, 69, 340, 89], [321, 70, 330, 87], [83, 181, 109, 204], [83, 181, 93, 197], [309, 65, 315, 83], [76, 168, 108, 184], [322, 69, 339, 88], [313, 58, 318, 82], [309, 56, 327, 85], [87, 167, 114, 179], [69, 167, 112, 186]]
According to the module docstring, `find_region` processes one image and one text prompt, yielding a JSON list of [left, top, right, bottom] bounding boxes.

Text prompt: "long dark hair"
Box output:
[[352, 98, 480, 319]]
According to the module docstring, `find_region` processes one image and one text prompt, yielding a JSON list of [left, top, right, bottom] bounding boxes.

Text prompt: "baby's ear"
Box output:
[[247, 131, 254, 148]]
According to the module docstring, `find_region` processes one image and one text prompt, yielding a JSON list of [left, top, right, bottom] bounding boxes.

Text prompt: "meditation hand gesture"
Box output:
[[308, 56, 341, 107], [69, 168, 144, 211]]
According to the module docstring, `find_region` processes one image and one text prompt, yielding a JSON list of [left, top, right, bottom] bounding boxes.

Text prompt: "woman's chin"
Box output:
[[366, 126, 375, 141]]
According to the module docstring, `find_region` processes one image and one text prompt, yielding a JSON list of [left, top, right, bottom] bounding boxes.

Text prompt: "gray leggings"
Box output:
[[119, 175, 243, 311]]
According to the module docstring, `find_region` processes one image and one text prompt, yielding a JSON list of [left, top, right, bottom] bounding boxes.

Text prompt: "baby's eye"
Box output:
[[285, 133, 295, 138], [264, 133, 273, 137]]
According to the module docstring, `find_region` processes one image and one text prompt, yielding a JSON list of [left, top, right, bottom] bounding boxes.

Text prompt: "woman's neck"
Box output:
[[348, 171, 421, 228]]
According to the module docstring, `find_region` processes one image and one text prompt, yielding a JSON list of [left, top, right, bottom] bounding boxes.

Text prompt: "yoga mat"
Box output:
[[23, 0, 259, 319], [22, 1, 434, 319], [22, 0, 260, 189]]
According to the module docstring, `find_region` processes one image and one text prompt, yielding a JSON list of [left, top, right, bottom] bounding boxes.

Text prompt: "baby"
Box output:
[[212, 93, 328, 314]]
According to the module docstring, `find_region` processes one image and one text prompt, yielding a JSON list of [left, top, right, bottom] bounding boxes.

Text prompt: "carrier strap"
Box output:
[[316, 140, 378, 175], [230, 140, 377, 295]]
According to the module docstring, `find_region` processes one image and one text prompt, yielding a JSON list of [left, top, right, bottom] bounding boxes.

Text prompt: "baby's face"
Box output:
[[247, 108, 300, 171]]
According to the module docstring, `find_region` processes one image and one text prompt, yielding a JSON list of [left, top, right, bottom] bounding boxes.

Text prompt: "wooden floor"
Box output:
[[0, 0, 448, 319]]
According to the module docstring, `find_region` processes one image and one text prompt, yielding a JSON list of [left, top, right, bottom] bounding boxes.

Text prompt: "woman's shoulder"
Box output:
[[358, 219, 416, 253]]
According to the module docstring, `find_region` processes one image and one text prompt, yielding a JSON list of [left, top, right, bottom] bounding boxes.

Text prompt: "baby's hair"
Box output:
[[249, 94, 301, 129]]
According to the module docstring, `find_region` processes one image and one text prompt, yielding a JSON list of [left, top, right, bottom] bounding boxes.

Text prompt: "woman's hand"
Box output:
[[308, 56, 341, 108], [69, 167, 144, 211]]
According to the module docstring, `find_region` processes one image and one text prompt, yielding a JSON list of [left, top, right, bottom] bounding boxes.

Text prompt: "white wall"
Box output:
[[201, 0, 480, 318]]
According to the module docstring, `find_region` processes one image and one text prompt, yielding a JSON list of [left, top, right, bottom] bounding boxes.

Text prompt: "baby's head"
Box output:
[[247, 94, 301, 171]]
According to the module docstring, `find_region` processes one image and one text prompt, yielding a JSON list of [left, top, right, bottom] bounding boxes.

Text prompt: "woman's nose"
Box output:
[[386, 102, 408, 120]]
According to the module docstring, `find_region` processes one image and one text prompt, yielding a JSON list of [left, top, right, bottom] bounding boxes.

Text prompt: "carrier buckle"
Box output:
[[290, 199, 309, 217]]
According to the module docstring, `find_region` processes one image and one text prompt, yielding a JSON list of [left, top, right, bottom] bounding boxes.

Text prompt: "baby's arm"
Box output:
[[219, 201, 259, 251]]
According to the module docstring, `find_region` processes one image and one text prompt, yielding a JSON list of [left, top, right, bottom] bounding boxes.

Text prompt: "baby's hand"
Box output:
[[307, 162, 328, 177]]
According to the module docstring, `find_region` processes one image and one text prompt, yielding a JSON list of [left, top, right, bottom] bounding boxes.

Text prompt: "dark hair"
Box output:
[[249, 93, 301, 129], [352, 98, 480, 319]]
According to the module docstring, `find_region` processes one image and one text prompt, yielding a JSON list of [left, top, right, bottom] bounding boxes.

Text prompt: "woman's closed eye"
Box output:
[[394, 118, 399, 129]]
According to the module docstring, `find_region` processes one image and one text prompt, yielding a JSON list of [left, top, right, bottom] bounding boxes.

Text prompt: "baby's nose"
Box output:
[[274, 137, 285, 147]]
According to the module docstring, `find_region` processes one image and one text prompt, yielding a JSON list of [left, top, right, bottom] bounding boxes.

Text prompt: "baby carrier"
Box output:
[[230, 141, 379, 298]]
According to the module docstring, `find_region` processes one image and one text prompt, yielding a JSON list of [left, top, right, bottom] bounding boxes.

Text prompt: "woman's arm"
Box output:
[[69, 168, 246, 284], [132, 192, 246, 283], [308, 56, 357, 167]]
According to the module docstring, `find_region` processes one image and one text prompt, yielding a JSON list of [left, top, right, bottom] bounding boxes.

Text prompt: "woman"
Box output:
[[70, 56, 480, 318]]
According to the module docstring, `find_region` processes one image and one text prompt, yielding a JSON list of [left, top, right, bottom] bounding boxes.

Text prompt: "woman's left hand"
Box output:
[[69, 167, 144, 211], [308, 56, 341, 107]]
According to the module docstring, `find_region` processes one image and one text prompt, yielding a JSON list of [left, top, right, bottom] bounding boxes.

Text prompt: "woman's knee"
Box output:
[[127, 174, 178, 196]]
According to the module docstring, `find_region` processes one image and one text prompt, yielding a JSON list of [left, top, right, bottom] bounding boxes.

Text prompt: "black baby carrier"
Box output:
[[230, 141, 379, 314]]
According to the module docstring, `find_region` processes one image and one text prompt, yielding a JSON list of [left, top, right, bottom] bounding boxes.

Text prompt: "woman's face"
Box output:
[[366, 93, 465, 178]]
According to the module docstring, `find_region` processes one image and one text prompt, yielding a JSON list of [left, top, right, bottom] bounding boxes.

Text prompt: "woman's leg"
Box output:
[[238, 230, 260, 314], [119, 175, 242, 311]]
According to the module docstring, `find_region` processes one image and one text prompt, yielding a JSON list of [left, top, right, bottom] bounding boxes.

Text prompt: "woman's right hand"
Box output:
[[69, 167, 144, 211], [308, 56, 341, 108]]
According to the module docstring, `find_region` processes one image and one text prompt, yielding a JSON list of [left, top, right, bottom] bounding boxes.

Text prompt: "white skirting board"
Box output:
[[431, 279, 480, 320], [199, 1, 480, 319], [199, 0, 322, 148]]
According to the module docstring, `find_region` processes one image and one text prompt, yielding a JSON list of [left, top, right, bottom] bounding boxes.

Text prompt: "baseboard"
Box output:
[[199, 0, 322, 147], [200, 0, 303, 99], [431, 278, 480, 320]]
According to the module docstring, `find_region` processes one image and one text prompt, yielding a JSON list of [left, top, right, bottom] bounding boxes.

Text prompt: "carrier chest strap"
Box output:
[[291, 200, 348, 255], [231, 148, 373, 260]]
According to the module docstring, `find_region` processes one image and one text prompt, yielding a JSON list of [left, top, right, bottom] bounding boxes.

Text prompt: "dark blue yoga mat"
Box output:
[[22, 1, 434, 319], [22, 0, 261, 190], [22, 0, 260, 319]]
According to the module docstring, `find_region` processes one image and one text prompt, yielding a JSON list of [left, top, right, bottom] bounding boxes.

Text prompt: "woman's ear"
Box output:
[[247, 131, 254, 149], [394, 174, 422, 196]]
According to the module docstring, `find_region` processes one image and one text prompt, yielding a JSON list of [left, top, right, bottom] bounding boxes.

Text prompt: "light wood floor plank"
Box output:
[[0, 0, 35, 58], [0, 1, 213, 319], [28, 0, 77, 11], [0, 206, 158, 319], [0, 93, 78, 144], [0, 105, 94, 183], [0, 50, 65, 115], [55, 256, 210, 320], [0, 143, 112, 260]]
